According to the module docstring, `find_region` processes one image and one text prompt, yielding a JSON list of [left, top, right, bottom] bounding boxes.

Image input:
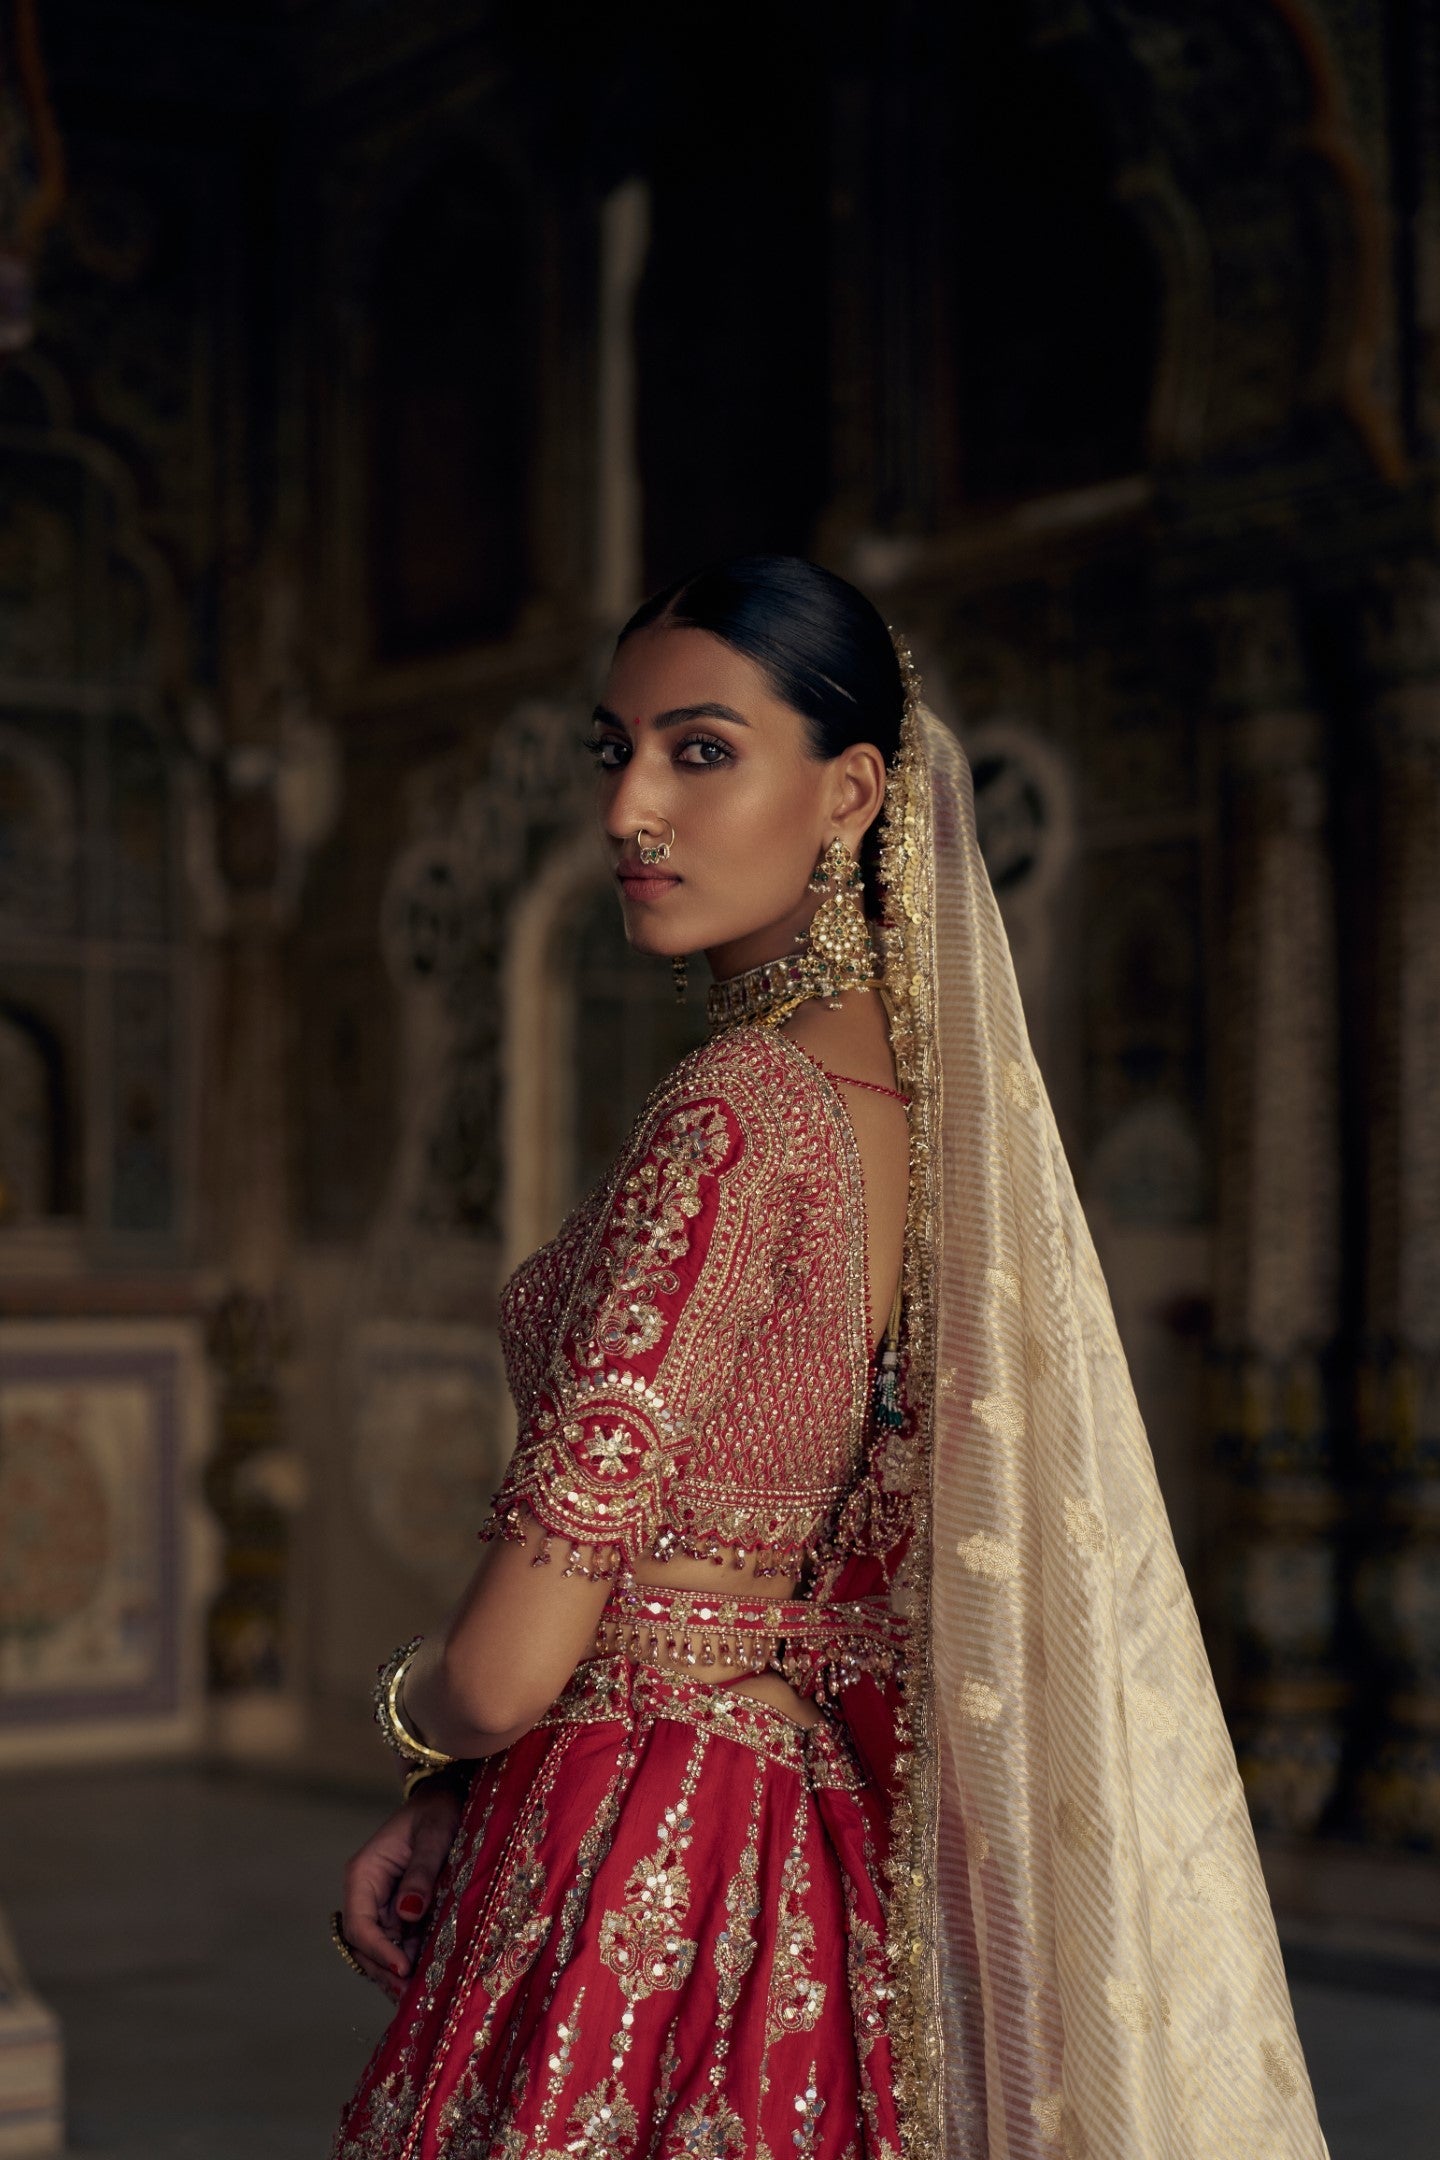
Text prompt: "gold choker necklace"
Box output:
[[705, 945, 885, 1034]]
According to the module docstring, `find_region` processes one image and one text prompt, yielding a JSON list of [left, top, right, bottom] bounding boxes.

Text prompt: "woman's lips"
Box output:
[[616, 870, 681, 903]]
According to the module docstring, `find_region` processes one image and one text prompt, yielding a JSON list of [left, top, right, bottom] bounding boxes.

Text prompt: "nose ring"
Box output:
[[636, 818, 675, 865]]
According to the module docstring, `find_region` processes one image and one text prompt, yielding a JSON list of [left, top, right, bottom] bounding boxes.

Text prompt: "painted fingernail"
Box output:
[[397, 1894, 425, 1918]]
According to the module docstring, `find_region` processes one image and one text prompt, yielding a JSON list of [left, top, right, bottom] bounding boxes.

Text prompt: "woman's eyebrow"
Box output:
[[591, 701, 752, 732]]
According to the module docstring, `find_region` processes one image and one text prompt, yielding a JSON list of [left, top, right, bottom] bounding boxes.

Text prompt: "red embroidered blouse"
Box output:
[[479, 1025, 876, 1582]]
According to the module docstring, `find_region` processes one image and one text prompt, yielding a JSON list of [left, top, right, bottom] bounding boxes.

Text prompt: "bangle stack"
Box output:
[[373, 1633, 457, 1772]]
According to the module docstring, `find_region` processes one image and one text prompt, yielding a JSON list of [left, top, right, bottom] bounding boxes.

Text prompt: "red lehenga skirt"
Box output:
[[330, 1649, 902, 2159]]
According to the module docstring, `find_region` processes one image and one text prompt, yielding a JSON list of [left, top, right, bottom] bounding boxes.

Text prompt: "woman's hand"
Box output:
[[341, 1779, 466, 2002]]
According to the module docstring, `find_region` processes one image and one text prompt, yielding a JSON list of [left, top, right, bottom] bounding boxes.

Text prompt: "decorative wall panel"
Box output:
[[0, 1320, 214, 1767]]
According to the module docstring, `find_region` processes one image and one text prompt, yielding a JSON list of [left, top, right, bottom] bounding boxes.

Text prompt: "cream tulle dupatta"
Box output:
[[861, 705, 1329, 2159]]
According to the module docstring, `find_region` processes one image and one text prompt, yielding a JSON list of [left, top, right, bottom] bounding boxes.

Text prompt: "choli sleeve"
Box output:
[[479, 1077, 783, 1578]]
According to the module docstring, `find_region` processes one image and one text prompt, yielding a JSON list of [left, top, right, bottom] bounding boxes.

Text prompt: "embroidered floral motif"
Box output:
[[436, 2044, 533, 2160], [474, 1807, 552, 1994], [845, 1915, 895, 2059], [524, 1987, 583, 2150], [334, 2068, 419, 2160], [598, 1841, 698, 2001], [766, 1834, 828, 2043], [587, 1104, 733, 1363], [554, 2078, 640, 2153], [416, 1902, 458, 2008], [714, 1790, 763, 2015], [663, 2097, 748, 2157], [788, 2066, 826, 2159]]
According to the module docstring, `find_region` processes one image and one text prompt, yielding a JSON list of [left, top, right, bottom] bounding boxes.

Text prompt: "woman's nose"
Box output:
[[603, 761, 673, 848]]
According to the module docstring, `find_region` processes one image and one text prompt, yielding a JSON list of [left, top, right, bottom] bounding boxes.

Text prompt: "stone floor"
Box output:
[[0, 1762, 1435, 2159]]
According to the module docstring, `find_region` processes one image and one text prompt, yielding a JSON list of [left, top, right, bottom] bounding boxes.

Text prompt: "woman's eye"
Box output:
[[581, 736, 629, 770], [676, 735, 732, 767]]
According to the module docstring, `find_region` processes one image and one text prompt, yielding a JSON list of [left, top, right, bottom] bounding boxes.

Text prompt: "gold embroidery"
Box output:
[[417, 1901, 458, 2009], [1190, 1854, 1243, 1915], [959, 1676, 1003, 1724], [715, 1786, 764, 2016], [556, 2078, 640, 2152], [955, 1529, 1019, 1581], [984, 1264, 1022, 1304], [1104, 1975, 1153, 2036], [1031, 2092, 1065, 2143], [845, 1916, 895, 2060], [1056, 1795, 1101, 1854], [597, 1843, 698, 2002], [650, 2024, 684, 2133], [485, 1027, 874, 1578], [1003, 1058, 1041, 1109], [1260, 2036, 1302, 2099], [598, 1734, 706, 2004], [1130, 1683, 1180, 1744], [1030, 2091, 1087, 2156], [532, 1987, 583, 2147], [333, 2068, 421, 2160], [663, 2098, 747, 2158], [971, 1392, 1025, 1444], [587, 1104, 733, 1363], [788, 2066, 826, 2158], [766, 1830, 829, 2043], [1062, 1497, 1107, 1554], [473, 1806, 551, 1993]]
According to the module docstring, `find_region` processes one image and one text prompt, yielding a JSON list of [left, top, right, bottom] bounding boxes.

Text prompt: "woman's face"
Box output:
[[592, 623, 886, 979]]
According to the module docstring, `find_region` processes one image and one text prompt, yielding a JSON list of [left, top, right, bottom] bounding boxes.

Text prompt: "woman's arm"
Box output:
[[400, 1505, 613, 1755], [401, 1069, 773, 1759]]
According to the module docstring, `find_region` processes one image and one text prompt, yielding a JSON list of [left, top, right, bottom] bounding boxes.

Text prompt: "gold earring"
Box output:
[[637, 818, 675, 865], [672, 954, 688, 1003], [800, 836, 877, 1009]]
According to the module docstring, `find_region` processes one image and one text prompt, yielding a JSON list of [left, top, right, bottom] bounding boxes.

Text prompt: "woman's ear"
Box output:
[[829, 742, 887, 848]]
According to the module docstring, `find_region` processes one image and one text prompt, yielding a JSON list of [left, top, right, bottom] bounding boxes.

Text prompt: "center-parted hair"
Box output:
[[617, 554, 904, 912]]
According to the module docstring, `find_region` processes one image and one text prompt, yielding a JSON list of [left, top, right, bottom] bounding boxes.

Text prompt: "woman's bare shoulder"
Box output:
[[776, 988, 900, 1092]]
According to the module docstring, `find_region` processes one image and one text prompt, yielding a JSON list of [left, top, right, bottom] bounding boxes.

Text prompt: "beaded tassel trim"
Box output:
[[588, 1581, 905, 1703]]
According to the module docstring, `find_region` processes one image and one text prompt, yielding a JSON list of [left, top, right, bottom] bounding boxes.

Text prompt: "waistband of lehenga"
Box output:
[[591, 1578, 907, 1698]]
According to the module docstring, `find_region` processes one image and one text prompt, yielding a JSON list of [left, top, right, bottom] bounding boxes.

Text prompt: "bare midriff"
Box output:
[[586, 1547, 823, 1729]]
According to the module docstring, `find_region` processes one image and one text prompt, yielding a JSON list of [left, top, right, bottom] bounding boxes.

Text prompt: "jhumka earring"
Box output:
[[672, 954, 689, 1003], [802, 836, 876, 1009]]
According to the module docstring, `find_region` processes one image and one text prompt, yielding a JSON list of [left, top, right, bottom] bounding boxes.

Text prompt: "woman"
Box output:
[[330, 558, 1329, 2159]]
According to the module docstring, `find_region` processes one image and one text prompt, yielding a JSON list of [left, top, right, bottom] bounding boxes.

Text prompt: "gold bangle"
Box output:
[[372, 1635, 456, 1770]]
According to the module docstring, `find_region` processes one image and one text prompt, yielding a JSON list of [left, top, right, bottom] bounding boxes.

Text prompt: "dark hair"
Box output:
[[617, 553, 904, 912]]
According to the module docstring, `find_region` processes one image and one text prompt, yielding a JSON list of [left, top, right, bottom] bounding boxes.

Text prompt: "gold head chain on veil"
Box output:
[[871, 634, 1330, 2160]]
